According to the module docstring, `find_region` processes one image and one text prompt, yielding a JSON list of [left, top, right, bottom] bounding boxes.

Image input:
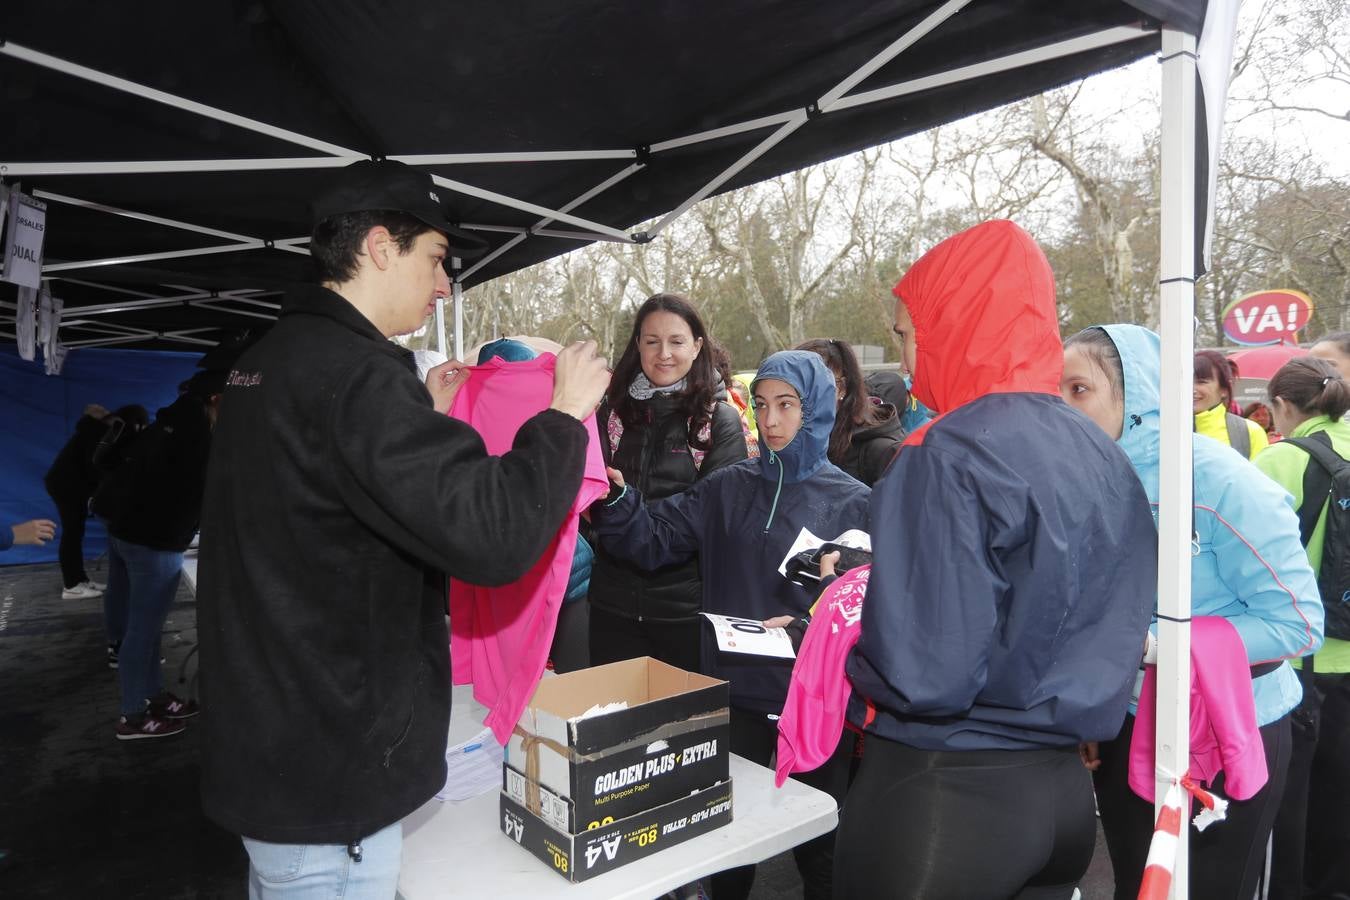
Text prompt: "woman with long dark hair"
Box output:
[[588, 293, 747, 670], [1195, 348, 1267, 460], [796, 338, 901, 485]]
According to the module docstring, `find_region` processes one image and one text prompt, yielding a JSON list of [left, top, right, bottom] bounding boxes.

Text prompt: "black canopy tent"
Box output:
[[3, 0, 1201, 354]]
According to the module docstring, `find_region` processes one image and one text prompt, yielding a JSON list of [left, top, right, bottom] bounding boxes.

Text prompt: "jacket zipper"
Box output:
[[763, 449, 784, 533]]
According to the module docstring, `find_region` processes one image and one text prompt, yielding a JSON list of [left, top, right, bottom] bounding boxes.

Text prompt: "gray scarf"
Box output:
[[628, 371, 688, 400]]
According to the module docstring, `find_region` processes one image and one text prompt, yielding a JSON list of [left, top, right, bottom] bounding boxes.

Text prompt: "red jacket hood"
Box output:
[[894, 220, 1062, 444]]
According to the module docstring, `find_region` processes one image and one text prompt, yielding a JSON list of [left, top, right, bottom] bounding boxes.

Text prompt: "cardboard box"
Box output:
[[504, 657, 730, 832], [500, 778, 734, 882]]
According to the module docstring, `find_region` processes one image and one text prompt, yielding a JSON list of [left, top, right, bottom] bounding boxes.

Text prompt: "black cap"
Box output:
[[311, 159, 489, 260]]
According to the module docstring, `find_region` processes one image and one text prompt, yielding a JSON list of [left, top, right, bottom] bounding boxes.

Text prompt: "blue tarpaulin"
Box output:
[[0, 346, 201, 566]]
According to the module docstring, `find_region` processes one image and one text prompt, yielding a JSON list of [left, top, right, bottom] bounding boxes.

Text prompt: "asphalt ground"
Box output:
[[0, 560, 1116, 898]]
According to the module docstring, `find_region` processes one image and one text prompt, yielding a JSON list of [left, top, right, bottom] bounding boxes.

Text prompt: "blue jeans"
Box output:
[[242, 822, 402, 900], [107, 536, 182, 717]]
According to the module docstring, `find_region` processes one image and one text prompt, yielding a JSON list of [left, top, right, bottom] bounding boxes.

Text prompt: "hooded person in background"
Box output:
[[44, 403, 149, 599], [796, 338, 902, 486], [834, 221, 1158, 900], [1062, 325, 1322, 900], [591, 349, 869, 900]]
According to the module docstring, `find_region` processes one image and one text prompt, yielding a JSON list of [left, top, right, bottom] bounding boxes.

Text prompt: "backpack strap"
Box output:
[[1286, 432, 1339, 547], [1225, 412, 1251, 459]]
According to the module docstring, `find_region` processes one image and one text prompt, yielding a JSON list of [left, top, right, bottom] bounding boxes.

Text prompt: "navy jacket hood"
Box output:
[[752, 350, 835, 484]]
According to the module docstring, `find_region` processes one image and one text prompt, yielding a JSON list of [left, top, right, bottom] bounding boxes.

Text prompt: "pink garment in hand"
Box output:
[[1129, 615, 1268, 802], [775, 565, 869, 787], [447, 354, 608, 745]]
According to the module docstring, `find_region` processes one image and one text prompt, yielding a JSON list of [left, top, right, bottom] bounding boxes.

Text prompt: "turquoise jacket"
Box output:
[[1102, 325, 1323, 725]]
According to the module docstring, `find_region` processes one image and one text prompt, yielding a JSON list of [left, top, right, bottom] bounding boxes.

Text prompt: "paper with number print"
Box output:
[[701, 613, 796, 659]]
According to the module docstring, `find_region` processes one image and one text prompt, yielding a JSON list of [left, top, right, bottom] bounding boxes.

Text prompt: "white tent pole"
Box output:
[[34, 190, 287, 247], [0, 150, 638, 177], [427, 173, 634, 243], [830, 25, 1155, 112], [0, 42, 357, 157], [187, 300, 278, 321], [816, 0, 974, 109], [435, 289, 448, 359], [645, 0, 972, 240], [460, 162, 645, 281], [1157, 26, 1198, 899], [452, 259, 465, 362], [51, 292, 212, 316], [44, 243, 265, 273], [644, 111, 808, 239], [650, 111, 798, 154], [64, 334, 165, 349], [394, 150, 637, 165]]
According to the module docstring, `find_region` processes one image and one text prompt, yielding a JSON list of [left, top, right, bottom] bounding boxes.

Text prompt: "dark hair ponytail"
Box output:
[[608, 293, 720, 450], [795, 338, 881, 463], [1268, 357, 1350, 421]]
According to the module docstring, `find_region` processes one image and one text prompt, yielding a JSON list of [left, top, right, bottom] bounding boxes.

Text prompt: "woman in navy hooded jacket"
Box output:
[[591, 349, 869, 900], [1062, 324, 1322, 900], [834, 221, 1159, 900]]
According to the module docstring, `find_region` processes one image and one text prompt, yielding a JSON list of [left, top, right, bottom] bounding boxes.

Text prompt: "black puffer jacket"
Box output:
[[837, 401, 903, 486], [589, 389, 747, 623]]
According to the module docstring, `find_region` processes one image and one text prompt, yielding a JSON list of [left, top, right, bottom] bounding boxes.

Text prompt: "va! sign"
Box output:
[[1221, 289, 1314, 346], [1, 191, 47, 290]]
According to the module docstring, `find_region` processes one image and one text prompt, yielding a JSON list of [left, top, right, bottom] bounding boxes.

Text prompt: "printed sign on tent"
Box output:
[[1221, 289, 1313, 346], [2, 191, 48, 289]]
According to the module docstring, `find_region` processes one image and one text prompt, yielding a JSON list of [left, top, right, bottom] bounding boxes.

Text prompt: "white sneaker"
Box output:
[[62, 581, 104, 600], [86, 578, 107, 591]]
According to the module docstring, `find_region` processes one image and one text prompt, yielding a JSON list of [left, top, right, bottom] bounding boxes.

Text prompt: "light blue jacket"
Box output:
[[1102, 325, 1323, 725]]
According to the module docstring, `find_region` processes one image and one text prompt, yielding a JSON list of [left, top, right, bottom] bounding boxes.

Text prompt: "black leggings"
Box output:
[[47, 491, 89, 588], [833, 735, 1095, 900], [710, 708, 855, 900], [1095, 712, 1292, 900], [1265, 668, 1350, 900]]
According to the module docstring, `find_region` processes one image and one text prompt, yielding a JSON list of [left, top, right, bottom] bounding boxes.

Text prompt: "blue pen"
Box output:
[[462, 742, 482, 753]]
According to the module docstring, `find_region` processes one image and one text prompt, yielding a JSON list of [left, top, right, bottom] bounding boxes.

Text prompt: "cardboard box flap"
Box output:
[[567, 658, 728, 754]]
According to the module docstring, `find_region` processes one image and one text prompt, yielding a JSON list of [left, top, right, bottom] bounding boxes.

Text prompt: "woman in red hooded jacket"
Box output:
[[833, 221, 1158, 899]]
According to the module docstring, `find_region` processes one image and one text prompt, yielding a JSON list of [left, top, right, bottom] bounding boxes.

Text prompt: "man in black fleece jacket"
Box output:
[[195, 160, 610, 896]]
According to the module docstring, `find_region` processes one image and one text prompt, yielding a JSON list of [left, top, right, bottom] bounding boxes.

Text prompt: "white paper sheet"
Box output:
[[435, 727, 504, 803]]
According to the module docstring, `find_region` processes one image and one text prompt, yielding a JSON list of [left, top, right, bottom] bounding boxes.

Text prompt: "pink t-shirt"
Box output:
[[775, 565, 869, 787], [447, 354, 608, 744]]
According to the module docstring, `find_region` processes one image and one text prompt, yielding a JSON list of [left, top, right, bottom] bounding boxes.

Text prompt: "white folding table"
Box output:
[[398, 687, 837, 899]]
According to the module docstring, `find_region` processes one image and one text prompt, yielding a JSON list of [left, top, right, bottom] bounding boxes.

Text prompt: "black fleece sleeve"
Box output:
[[697, 401, 750, 479], [330, 357, 589, 586]]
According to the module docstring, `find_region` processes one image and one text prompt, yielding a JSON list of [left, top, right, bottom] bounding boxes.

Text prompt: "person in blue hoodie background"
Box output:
[[591, 349, 869, 900], [1061, 324, 1323, 900]]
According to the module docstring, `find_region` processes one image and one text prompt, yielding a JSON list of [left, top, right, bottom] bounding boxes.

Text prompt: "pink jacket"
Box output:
[[448, 354, 609, 744], [775, 565, 869, 787], [1129, 615, 1268, 802]]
